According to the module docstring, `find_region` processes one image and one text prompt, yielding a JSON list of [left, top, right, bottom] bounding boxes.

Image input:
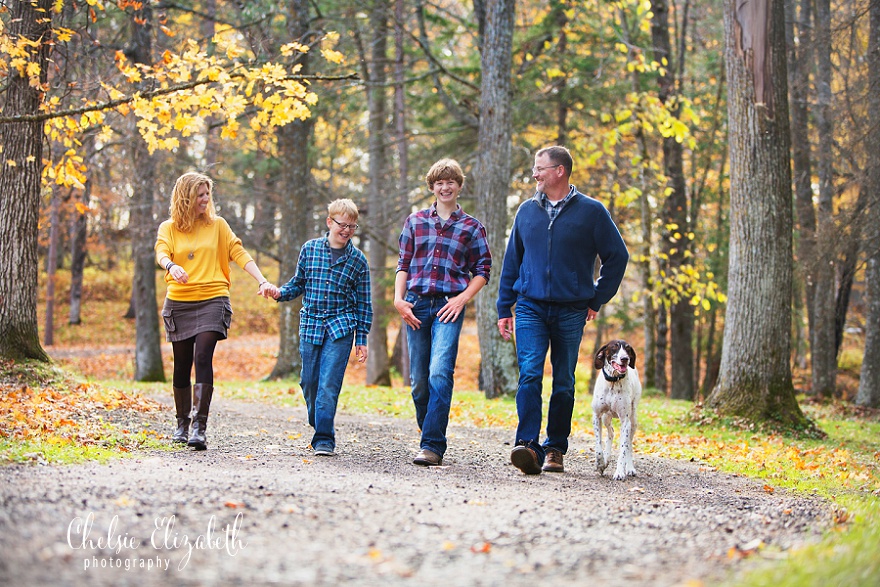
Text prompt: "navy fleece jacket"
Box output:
[[496, 190, 628, 318]]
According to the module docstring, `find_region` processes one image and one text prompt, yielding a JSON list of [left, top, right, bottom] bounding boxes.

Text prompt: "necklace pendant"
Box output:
[[188, 252, 194, 260]]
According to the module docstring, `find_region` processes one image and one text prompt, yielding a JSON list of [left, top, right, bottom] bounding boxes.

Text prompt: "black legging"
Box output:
[[171, 331, 222, 388]]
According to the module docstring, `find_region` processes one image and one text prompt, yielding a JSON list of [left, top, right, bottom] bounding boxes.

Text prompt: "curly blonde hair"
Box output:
[[169, 172, 216, 232]]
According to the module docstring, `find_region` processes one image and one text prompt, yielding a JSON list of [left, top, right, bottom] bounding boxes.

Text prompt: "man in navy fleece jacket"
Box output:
[[497, 145, 628, 475]]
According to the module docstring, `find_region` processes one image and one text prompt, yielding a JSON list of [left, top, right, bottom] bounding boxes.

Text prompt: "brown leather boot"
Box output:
[[542, 448, 564, 473], [171, 385, 192, 443], [187, 383, 214, 450]]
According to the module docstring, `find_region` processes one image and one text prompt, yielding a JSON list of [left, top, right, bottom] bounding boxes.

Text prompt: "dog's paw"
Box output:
[[612, 468, 627, 481], [596, 455, 607, 474], [626, 468, 637, 477]]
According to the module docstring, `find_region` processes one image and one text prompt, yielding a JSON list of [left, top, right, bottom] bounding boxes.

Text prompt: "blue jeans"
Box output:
[[300, 331, 354, 450], [405, 292, 465, 457], [513, 296, 588, 462]]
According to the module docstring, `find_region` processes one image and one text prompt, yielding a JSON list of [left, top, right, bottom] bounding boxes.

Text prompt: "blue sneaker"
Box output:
[[313, 445, 336, 457]]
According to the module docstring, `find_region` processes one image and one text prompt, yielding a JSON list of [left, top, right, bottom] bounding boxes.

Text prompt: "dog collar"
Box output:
[[602, 368, 626, 382]]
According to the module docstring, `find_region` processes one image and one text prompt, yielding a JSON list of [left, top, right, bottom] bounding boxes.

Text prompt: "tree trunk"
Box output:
[[811, 0, 838, 397], [620, 6, 657, 391], [69, 136, 93, 326], [130, 4, 164, 382], [856, 0, 880, 408], [268, 0, 315, 380], [475, 0, 519, 399], [44, 188, 61, 346], [708, 0, 810, 429], [835, 186, 868, 356], [0, 0, 52, 362], [655, 304, 668, 393], [391, 0, 410, 383], [651, 0, 694, 400], [365, 0, 392, 386], [199, 0, 221, 169], [786, 0, 816, 373]]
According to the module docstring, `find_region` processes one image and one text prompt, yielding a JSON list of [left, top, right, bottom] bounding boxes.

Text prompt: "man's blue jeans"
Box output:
[[300, 331, 354, 450], [405, 292, 465, 458], [513, 296, 588, 462]]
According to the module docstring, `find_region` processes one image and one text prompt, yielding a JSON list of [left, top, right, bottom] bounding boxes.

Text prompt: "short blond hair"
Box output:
[[425, 158, 465, 191], [328, 198, 359, 220], [170, 172, 216, 232]]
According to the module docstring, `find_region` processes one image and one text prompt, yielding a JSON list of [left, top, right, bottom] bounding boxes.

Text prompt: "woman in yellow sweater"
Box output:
[[155, 172, 277, 450]]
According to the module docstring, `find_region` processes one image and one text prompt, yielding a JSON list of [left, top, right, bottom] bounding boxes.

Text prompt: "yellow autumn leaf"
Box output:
[[54, 27, 74, 42], [226, 44, 244, 60], [320, 48, 345, 64], [615, 108, 633, 122], [281, 42, 310, 56], [11, 58, 27, 75], [220, 121, 239, 139]]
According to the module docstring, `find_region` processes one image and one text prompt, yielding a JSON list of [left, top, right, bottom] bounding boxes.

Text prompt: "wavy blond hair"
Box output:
[[425, 158, 465, 191], [169, 172, 216, 232]]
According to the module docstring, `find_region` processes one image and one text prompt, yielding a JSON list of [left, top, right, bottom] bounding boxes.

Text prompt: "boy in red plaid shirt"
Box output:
[[393, 159, 492, 466]]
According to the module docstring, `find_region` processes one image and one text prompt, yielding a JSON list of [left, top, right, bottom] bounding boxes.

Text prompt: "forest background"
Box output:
[[1, 0, 877, 413], [1, 1, 880, 585]]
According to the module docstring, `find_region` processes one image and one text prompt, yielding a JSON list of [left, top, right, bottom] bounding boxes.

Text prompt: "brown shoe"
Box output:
[[413, 449, 442, 466], [543, 448, 564, 472], [510, 445, 542, 475]]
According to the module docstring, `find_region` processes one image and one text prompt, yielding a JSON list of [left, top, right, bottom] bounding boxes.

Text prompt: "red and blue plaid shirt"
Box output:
[[396, 203, 491, 295]]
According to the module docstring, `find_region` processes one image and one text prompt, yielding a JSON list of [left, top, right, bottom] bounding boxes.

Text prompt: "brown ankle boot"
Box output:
[[171, 386, 192, 443], [188, 383, 214, 450]]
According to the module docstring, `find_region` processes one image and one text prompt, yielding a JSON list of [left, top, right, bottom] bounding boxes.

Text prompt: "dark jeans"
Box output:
[[513, 296, 588, 462]]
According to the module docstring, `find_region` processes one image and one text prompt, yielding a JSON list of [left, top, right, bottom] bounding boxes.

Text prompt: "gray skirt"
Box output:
[[162, 296, 232, 342]]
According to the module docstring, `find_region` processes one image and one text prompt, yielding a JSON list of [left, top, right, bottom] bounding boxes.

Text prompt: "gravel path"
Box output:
[[0, 393, 830, 586]]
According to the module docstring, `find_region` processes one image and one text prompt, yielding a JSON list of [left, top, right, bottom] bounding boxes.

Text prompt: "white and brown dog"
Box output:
[[592, 340, 642, 480]]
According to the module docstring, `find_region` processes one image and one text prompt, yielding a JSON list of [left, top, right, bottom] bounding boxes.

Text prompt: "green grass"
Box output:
[[0, 360, 170, 465], [0, 438, 121, 464], [0, 425, 170, 465]]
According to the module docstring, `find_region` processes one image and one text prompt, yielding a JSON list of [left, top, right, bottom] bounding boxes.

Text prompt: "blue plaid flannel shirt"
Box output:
[[540, 185, 577, 221], [277, 235, 372, 346]]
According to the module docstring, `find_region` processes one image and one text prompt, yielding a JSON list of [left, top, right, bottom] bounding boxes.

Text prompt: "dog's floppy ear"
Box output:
[[625, 343, 636, 368], [594, 344, 608, 370]]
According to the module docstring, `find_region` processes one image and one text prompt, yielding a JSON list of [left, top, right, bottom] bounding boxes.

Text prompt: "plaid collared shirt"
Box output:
[[539, 185, 577, 222], [277, 235, 372, 346], [397, 203, 491, 295]]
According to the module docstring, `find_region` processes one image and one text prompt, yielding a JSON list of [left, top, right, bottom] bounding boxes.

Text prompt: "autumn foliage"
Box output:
[[0, 359, 163, 459]]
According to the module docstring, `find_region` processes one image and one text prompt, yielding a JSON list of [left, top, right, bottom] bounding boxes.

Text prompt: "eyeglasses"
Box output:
[[532, 164, 562, 174], [330, 217, 359, 231]]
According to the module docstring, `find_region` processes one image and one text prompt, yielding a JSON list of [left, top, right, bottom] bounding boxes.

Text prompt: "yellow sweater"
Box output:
[[155, 217, 254, 302]]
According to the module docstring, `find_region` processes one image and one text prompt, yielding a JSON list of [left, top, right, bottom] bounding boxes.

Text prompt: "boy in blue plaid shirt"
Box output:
[[270, 199, 372, 456]]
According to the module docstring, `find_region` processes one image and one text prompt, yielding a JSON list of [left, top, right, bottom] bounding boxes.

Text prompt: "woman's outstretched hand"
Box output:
[[258, 282, 279, 299]]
